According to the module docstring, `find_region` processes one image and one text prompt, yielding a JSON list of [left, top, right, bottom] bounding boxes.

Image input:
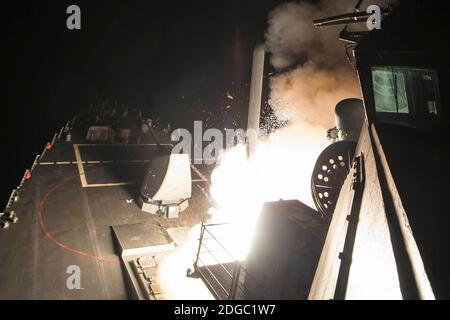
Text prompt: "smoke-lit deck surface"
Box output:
[[0, 133, 211, 299]]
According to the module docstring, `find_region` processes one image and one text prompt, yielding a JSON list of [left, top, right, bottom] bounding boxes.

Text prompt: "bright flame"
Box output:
[[157, 224, 214, 300], [155, 0, 363, 298], [157, 123, 329, 299], [209, 123, 329, 260]]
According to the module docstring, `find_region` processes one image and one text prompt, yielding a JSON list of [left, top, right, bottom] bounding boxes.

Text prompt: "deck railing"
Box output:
[[193, 222, 272, 300], [1, 116, 76, 228]]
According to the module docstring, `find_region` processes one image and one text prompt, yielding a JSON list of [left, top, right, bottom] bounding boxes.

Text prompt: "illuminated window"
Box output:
[[372, 67, 440, 116]]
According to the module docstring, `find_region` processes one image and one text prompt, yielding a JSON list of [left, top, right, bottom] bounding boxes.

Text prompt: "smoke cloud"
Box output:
[[266, 0, 362, 131]]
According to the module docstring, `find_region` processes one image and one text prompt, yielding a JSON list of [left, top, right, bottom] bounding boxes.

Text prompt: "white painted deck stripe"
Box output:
[[190, 163, 208, 182], [69, 144, 209, 188], [39, 159, 154, 165], [83, 182, 134, 188], [73, 144, 88, 188]]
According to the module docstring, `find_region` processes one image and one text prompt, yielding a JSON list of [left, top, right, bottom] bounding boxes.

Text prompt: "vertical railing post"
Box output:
[[50, 133, 58, 146], [57, 126, 64, 140], [70, 115, 77, 128], [228, 262, 242, 300], [31, 155, 40, 172], [194, 223, 206, 269], [5, 189, 17, 210]]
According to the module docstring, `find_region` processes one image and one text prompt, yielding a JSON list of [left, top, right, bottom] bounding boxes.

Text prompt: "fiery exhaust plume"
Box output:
[[158, 0, 365, 299]]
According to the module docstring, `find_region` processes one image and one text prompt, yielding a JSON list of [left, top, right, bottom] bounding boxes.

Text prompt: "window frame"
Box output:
[[370, 65, 442, 128]]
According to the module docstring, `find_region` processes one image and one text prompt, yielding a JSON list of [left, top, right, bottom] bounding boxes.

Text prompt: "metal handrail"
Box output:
[[202, 225, 238, 262], [2, 119, 72, 227], [197, 257, 230, 295], [196, 257, 230, 299], [194, 222, 274, 300], [199, 242, 234, 279]]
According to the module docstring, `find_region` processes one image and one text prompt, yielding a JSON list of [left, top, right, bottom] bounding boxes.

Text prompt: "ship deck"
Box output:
[[0, 128, 212, 299]]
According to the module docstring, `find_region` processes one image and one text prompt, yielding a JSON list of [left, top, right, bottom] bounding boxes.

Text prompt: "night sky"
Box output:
[[1, 0, 286, 204]]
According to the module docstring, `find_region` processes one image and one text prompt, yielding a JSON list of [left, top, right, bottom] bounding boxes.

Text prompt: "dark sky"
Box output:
[[3, 0, 284, 109], [1, 0, 287, 203]]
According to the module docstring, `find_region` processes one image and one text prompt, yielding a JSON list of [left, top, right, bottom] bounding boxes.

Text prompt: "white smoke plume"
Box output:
[[266, 0, 364, 130]]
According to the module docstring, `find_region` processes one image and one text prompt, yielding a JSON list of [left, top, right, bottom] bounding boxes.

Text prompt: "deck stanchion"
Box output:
[[31, 155, 40, 172], [70, 115, 77, 128], [228, 262, 242, 300], [194, 223, 206, 270], [5, 189, 17, 210], [18, 170, 29, 188], [50, 133, 58, 146], [57, 126, 64, 140]]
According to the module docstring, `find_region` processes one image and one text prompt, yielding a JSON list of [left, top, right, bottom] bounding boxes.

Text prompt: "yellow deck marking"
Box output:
[[190, 163, 208, 182], [83, 182, 134, 188], [71, 143, 208, 187], [73, 144, 88, 188]]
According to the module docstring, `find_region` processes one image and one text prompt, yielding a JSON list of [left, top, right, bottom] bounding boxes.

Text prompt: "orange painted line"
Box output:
[[38, 175, 119, 264]]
